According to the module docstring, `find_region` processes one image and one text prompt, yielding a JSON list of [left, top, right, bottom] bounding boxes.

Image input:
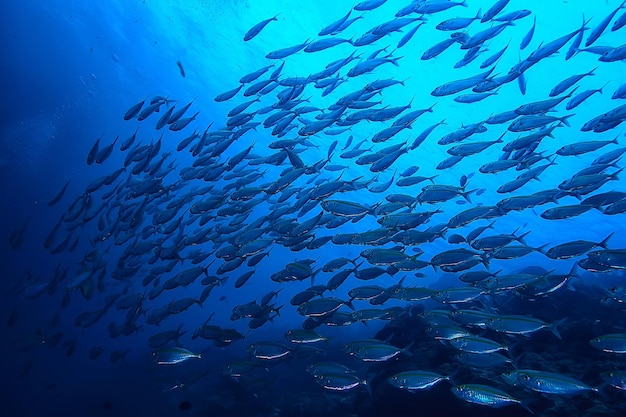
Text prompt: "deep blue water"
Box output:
[[2, 1, 626, 416]]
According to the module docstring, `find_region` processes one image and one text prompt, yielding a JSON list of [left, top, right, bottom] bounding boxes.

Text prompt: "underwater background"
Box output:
[[2, 0, 626, 416]]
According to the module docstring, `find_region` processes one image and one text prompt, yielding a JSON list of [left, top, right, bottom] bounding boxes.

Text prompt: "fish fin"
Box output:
[[535, 243, 549, 254], [517, 230, 532, 245], [519, 400, 535, 415], [598, 232, 614, 248], [550, 317, 567, 340], [462, 188, 478, 204]]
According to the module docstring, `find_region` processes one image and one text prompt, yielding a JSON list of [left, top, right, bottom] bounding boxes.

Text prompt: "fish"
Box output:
[[314, 373, 367, 391], [354, 0, 386, 11], [244, 15, 278, 41], [343, 340, 413, 362], [27, 2, 626, 415], [545, 233, 613, 259], [602, 370, 626, 390], [86, 137, 101, 165], [549, 67, 597, 97], [247, 342, 291, 360], [448, 335, 508, 354], [388, 370, 451, 392], [124, 98, 145, 120], [520, 15, 536, 50], [47, 180, 71, 206], [266, 39, 310, 59], [585, 0, 626, 47], [152, 347, 202, 365], [481, 0, 511, 23], [451, 384, 529, 412], [590, 333, 626, 353], [176, 61, 185, 77], [502, 369, 598, 394], [487, 315, 566, 338]]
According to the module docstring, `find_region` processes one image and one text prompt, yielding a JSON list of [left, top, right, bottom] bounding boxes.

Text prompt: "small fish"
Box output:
[[590, 333, 626, 353], [176, 61, 185, 77], [502, 369, 598, 394], [47, 180, 70, 206], [244, 15, 278, 41], [86, 137, 101, 165], [152, 347, 201, 365], [451, 383, 529, 412], [388, 370, 450, 392], [124, 98, 145, 120]]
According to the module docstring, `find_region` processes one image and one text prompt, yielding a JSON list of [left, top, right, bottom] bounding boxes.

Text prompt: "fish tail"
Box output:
[[550, 317, 567, 340], [519, 400, 535, 415], [599, 232, 614, 248], [610, 167, 624, 180], [274, 304, 284, 316], [535, 243, 549, 254], [402, 340, 415, 356], [517, 230, 532, 245], [560, 114, 575, 127], [462, 188, 478, 204], [480, 252, 491, 270]]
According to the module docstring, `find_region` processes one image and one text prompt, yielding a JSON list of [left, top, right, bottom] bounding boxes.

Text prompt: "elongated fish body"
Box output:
[[487, 315, 565, 338], [422, 38, 456, 60], [557, 138, 618, 156], [437, 9, 482, 31], [414, 0, 467, 14], [462, 22, 513, 50], [550, 67, 596, 97], [123, 99, 145, 120], [520, 15, 536, 50], [451, 384, 526, 411], [481, 0, 511, 23], [480, 42, 509, 68], [508, 114, 573, 132], [48, 180, 70, 206], [585, 0, 626, 46], [244, 15, 278, 41], [214, 85, 243, 102], [155, 105, 175, 130], [86, 137, 100, 165], [266, 39, 310, 59], [587, 250, 626, 270], [432, 67, 495, 96], [566, 85, 606, 110], [347, 341, 411, 361], [247, 342, 290, 360], [152, 347, 201, 365], [388, 371, 449, 391], [503, 369, 597, 394], [305, 38, 353, 53], [448, 335, 508, 354], [315, 373, 366, 391], [354, 0, 386, 11]]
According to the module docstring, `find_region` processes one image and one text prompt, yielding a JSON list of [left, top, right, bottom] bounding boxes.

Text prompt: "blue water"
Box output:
[[2, 1, 626, 416]]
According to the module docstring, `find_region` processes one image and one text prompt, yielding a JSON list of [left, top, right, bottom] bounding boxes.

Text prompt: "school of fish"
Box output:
[[9, 0, 626, 415]]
